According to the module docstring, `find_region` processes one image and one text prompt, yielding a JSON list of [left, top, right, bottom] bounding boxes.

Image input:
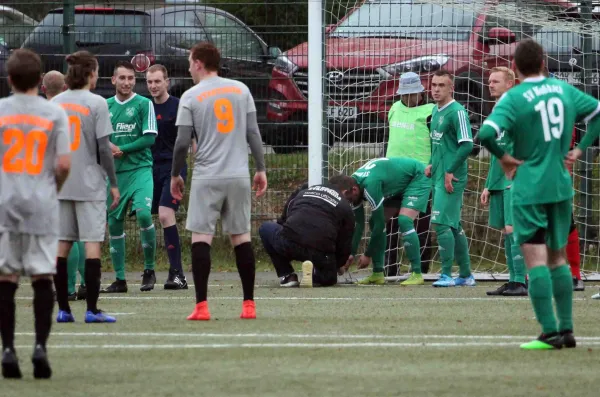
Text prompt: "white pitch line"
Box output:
[[12, 341, 600, 349], [15, 296, 589, 302], [14, 331, 600, 341]]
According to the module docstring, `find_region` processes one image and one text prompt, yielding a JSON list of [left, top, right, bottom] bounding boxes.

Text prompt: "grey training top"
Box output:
[[0, 94, 70, 235]]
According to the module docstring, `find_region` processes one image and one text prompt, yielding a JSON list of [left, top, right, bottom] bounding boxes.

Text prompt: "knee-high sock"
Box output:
[[108, 218, 126, 281], [504, 234, 514, 282], [528, 266, 558, 335], [566, 228, 581, 280], [434, 224, 454, 277], [234, 242, 255, 301], [0, 281, 17, 351], [85, 258, 101, 313], [453, 224, 471, 278], [398, 215, 421, 274], [164, 225, 183, 274], [191, 242, 211, 303], [77, 241, 86, 286], [510, 236, 526, 284], [54, 257, 70, 313], [67, 242, 80, 295], [551, 265, 574, 332], [32, 279, 54, 349], [137, 209, 156, 271]]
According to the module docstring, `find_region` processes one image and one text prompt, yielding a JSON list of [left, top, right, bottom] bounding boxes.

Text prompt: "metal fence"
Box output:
[[1, 0, 599, 277]]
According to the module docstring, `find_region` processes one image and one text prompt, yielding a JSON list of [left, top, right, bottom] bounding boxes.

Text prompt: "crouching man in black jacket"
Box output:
[[258, 179, 355, 287]]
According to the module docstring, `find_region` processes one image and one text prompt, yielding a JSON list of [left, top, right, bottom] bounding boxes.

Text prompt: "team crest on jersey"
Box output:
[[438, 115, 444, 126], [126, 107, 135, 117], [109, 112, 113, 119]]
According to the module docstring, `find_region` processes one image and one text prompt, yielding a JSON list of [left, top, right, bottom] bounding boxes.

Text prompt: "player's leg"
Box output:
[[566, 214, 583, 291], [398, 184, 429, 286], [158, 164, 187, 290], [416, 193, 433, 274], [131, 168, 157, 291], [486, 191, 511, 295], [547, 199, 576, 348], [431, 186, 461, 287], [55, 200, 76, 322], [258, 222, 299, 287], [0, 232, 22, 379], [384, 214, 400, 276], [78, 201, 116, 323], [356, 206, 397, 285], [502, 189, 528, 296], [185, 179, 223, 321], [224, 178, 256, 319], [66, 241, 79, 299], [514, 204, 561, 350], [76, 241, 86, 300], [103, 173, 131, 293], [24, 234, 59, 378]]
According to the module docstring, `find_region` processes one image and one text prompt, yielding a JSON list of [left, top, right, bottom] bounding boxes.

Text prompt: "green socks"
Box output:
[[453, 226, 471, 278], [109, 235, 126, 281], [435, 224, 454, 276], [398, 215, 421, 274], [528, 266, 558, 335], [67, 242, 80, 295], [551, 265, 574, 332], [510, 239, 526, 285], [504, 234, 514, 282], [140, 224, 157, 271]]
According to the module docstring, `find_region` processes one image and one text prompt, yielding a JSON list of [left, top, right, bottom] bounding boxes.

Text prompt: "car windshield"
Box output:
[[330, 0, 477, 41], [31, 10, 149, 46]]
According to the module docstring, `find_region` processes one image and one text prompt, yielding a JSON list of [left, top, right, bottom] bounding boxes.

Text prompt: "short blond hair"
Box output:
[[147, 64, 168, 79], [490, 66, 515, 84]]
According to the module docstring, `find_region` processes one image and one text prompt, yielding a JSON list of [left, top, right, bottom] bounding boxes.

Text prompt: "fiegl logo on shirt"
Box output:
[[116, 122, 137, 133]]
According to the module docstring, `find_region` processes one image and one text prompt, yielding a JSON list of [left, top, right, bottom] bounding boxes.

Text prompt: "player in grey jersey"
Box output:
[[171, 42, 267, 321], [0, 49, 71, 379], [51, 51, 120, 324]]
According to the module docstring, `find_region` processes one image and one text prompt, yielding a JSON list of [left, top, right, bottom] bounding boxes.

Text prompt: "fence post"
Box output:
[[62, 0, 75, 73], [308, 0, 324, 186], [578, 0, 596, 250]]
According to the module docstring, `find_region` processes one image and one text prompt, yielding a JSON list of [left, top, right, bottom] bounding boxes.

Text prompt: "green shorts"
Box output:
[[107, 167, 154, 221], [431, 184, 464, 229], [513, 199, 572, 250], [489, 189, 513, 229], [383, 175, 431, 213]]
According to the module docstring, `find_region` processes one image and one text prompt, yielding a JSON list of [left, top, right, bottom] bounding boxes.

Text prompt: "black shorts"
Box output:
[[152, 161, 187, 214]]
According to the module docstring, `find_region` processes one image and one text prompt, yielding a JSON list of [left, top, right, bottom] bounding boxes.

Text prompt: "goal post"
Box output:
[[311, 0, 600, 281]]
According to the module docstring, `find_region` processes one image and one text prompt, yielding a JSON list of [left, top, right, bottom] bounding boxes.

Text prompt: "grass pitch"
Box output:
[[6, 272, 599, 397]]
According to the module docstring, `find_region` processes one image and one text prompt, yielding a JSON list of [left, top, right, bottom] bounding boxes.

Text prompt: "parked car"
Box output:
[[265, 0, 587, 152], [21, 5, 280, 122], [0, 6, 37, 50]]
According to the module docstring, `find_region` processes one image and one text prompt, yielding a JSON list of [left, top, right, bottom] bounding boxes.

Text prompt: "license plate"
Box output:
[[552, 71, 599, 85], [327, 106, 357, 120]]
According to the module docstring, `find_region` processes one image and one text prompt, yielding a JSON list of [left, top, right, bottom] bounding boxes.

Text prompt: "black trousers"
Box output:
[[384, 194, 433, 275], [259, 222, 338, 286]]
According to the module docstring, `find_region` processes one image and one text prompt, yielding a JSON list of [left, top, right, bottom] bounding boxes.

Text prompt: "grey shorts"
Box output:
[[0, 231, 58, 276], [59, 200, 106, 242], [186, 177, 251, 235]]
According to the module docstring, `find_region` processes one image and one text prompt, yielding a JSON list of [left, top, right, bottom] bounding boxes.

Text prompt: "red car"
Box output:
[[264, 0, 577, 152]]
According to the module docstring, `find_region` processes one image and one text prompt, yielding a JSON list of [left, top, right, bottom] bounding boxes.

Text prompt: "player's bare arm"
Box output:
[[170, 125, 193, 200], [247, 111, 267, 197]]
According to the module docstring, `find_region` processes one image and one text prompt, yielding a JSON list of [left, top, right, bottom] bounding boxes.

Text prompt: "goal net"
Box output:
[[321, 0, 600, 281]]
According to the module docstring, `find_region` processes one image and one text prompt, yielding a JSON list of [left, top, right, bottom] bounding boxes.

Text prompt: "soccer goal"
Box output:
[[308, 0, 600, 281]]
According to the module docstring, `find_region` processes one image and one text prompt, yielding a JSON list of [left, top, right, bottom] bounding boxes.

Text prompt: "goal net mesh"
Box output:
[[321, 0, 600, 280]]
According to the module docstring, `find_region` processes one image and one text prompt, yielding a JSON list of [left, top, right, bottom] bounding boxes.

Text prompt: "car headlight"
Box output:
[[274, 55, 298, 75], [382, 55, 449, 76]]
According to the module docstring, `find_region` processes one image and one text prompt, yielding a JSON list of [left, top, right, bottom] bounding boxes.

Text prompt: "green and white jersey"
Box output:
[[429, 100, 472, 185], [107, 93, 157, 173], [483, 76, 600, 205], [485, 128, 513, 191], [350, 157, 426, 258]]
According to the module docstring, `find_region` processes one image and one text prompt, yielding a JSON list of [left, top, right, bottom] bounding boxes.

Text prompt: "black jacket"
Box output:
[[278, 183, 355, 268]]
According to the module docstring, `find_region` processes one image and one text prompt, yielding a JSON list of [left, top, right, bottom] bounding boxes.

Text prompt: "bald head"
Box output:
[[42, 70, 66, 100]]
